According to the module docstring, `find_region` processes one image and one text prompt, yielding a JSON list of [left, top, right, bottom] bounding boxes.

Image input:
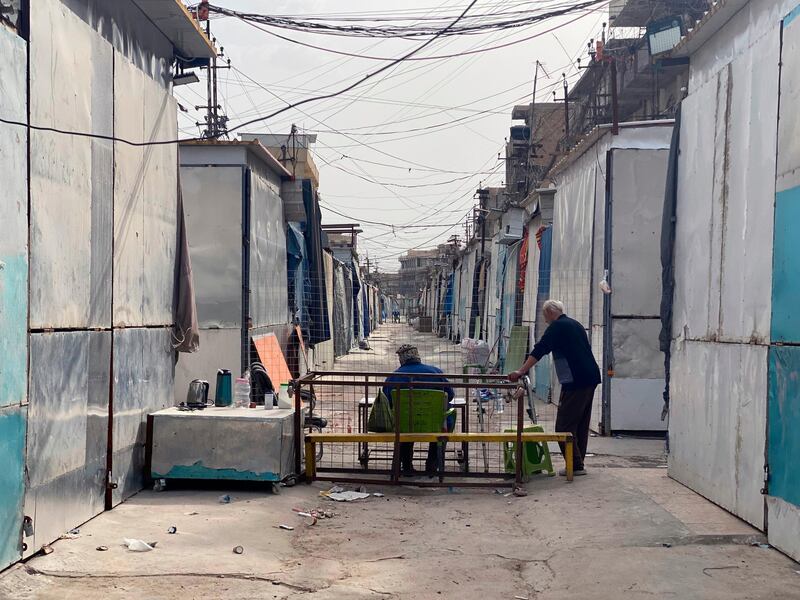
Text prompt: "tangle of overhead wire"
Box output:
[[205, 1, 607, 40]]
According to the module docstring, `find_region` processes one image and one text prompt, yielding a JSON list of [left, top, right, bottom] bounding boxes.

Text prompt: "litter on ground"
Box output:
[[123, 539, 154, 552], [321, 490, 371, 502]]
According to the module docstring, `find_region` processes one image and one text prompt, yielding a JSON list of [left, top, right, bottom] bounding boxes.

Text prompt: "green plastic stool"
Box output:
[[502, 425, 555, 479]]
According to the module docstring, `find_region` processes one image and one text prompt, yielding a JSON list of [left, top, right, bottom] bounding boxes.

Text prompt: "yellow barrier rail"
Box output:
[[304, 431, 575, 483]]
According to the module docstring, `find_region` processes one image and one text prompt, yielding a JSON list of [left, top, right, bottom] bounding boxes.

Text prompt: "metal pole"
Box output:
[[363, 375, 370, 466], [525, 61, 541, 196], [205, 19, 213, 137], [610, 59, 619, 135], [211, 48, 218, 136], [563, 74, 570, 145], [515, 385, 524, 488], [294, 382, 303, 477]]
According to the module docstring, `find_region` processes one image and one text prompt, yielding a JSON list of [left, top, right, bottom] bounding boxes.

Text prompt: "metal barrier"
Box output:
[[293, 371, 573, 488]]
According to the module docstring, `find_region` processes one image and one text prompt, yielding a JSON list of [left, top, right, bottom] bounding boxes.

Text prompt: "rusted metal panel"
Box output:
[[29, 0, 114, 329], [668, 339, 767, 529], [113, 59, 177, 327], [181, 166, 243, 328], [674, 25, 777, 345], [24, 331, 110, 558], [111, 327, 174, 505], [610, 149, 668, 318]]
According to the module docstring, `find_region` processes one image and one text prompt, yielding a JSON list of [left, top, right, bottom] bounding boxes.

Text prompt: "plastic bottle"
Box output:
[[234, 370, 251, 408], [277, 383, 292, 409]]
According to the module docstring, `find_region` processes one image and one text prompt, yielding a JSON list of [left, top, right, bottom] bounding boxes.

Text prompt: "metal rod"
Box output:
[[515, 389, 524, 487], [310, 370, 511, 379], [610, 59, 619, 135], [305, 380, 516, 390], [317, 467, 512, 479], [305, 432, 571, 443], [563, 73, 570, 144], [294, 383, 303, 476], [313, 475, 514, 488]]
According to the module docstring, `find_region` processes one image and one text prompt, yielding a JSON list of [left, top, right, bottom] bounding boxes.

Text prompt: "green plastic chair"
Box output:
[[502, 425, 555, 480], [393, 389, 456, 477]]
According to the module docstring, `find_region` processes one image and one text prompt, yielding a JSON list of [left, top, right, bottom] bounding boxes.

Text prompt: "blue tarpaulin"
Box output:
[[362, 286, 371, 338], [350, 264, 363, 341], [302, 180, 331, 344], [443, 273, 454, 313], [286, 222, 308, 326]]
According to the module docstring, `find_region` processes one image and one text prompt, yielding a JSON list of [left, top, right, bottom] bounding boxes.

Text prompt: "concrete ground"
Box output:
[[3, 453, 799, 599], [3, 324, 799, 599]]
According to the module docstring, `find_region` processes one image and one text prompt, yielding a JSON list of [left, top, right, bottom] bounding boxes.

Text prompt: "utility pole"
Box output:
[[524, 61, 541, 197], [196, 6, 230, 139]]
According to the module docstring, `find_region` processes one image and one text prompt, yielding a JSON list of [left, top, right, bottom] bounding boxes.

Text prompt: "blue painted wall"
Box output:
[[769, 185, 800, 507], [771, 186, 800, 343], [0, 255, 28, 409], [0, 23, 28, 571], [0, 408, 26, 569], [768, 347, 800, 506]]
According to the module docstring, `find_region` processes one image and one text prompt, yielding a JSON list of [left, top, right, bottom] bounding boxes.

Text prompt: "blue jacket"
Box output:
[[383, 362, 455, 402]]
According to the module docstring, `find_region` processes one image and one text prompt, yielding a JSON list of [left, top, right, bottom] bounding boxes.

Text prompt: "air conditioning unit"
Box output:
[[498, 207, 525, 245]]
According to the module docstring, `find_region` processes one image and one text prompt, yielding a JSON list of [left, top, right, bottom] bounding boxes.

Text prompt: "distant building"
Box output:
[[397, 244, 459, 298], [505, 103, 564, 202], [241, 132, 320, 189]]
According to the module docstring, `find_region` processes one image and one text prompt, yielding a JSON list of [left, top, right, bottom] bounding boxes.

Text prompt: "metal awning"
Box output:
[[132, 0, 215, 59]]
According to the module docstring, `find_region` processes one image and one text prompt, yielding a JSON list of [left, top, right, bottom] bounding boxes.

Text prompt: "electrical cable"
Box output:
[[226, 1, 480, 135], [214, 5, 605, 63], [206, 2, 607, 40]]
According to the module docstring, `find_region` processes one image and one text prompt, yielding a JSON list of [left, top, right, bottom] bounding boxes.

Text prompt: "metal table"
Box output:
[[148, 407, 295, 483]]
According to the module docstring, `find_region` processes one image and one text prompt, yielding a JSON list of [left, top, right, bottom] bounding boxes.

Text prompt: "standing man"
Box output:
[[508, 299, 601, 476], [384, 344, 455, 476]]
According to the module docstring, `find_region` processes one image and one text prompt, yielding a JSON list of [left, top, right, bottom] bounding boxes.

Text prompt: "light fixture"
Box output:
[[647, 16, 684, 56], [173, 72, 200, 87]]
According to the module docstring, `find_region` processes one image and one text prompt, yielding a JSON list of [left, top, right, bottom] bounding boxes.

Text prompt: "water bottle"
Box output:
[[234, 370, 251, 408]]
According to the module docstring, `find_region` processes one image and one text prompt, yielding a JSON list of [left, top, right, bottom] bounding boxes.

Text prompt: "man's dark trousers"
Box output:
[[399, 442, 438, 472], [555, 386, 596, 471]]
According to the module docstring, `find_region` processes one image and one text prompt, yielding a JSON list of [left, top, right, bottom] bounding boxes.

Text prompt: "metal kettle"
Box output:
[[186, 379, 209, 406]]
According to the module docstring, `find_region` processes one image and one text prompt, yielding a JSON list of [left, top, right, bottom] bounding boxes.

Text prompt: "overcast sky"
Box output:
[[176, 1, 608, 272]]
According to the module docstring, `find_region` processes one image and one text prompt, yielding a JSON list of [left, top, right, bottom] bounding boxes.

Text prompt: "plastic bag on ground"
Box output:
[[123, 539, 155, 552]]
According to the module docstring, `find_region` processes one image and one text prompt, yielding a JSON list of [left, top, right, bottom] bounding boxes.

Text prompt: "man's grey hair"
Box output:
[[542, 299, 565, 315]]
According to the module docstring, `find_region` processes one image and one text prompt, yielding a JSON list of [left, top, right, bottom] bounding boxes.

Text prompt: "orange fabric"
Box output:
[[253, 333, 293, 386], [518, 227, 530, 293]]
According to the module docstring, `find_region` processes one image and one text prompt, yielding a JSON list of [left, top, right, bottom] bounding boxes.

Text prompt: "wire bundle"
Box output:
[[203, 1, 607, 39]]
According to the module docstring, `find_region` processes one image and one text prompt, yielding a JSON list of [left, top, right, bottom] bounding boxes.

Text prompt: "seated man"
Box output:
[[383, 344, 455, 476]]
